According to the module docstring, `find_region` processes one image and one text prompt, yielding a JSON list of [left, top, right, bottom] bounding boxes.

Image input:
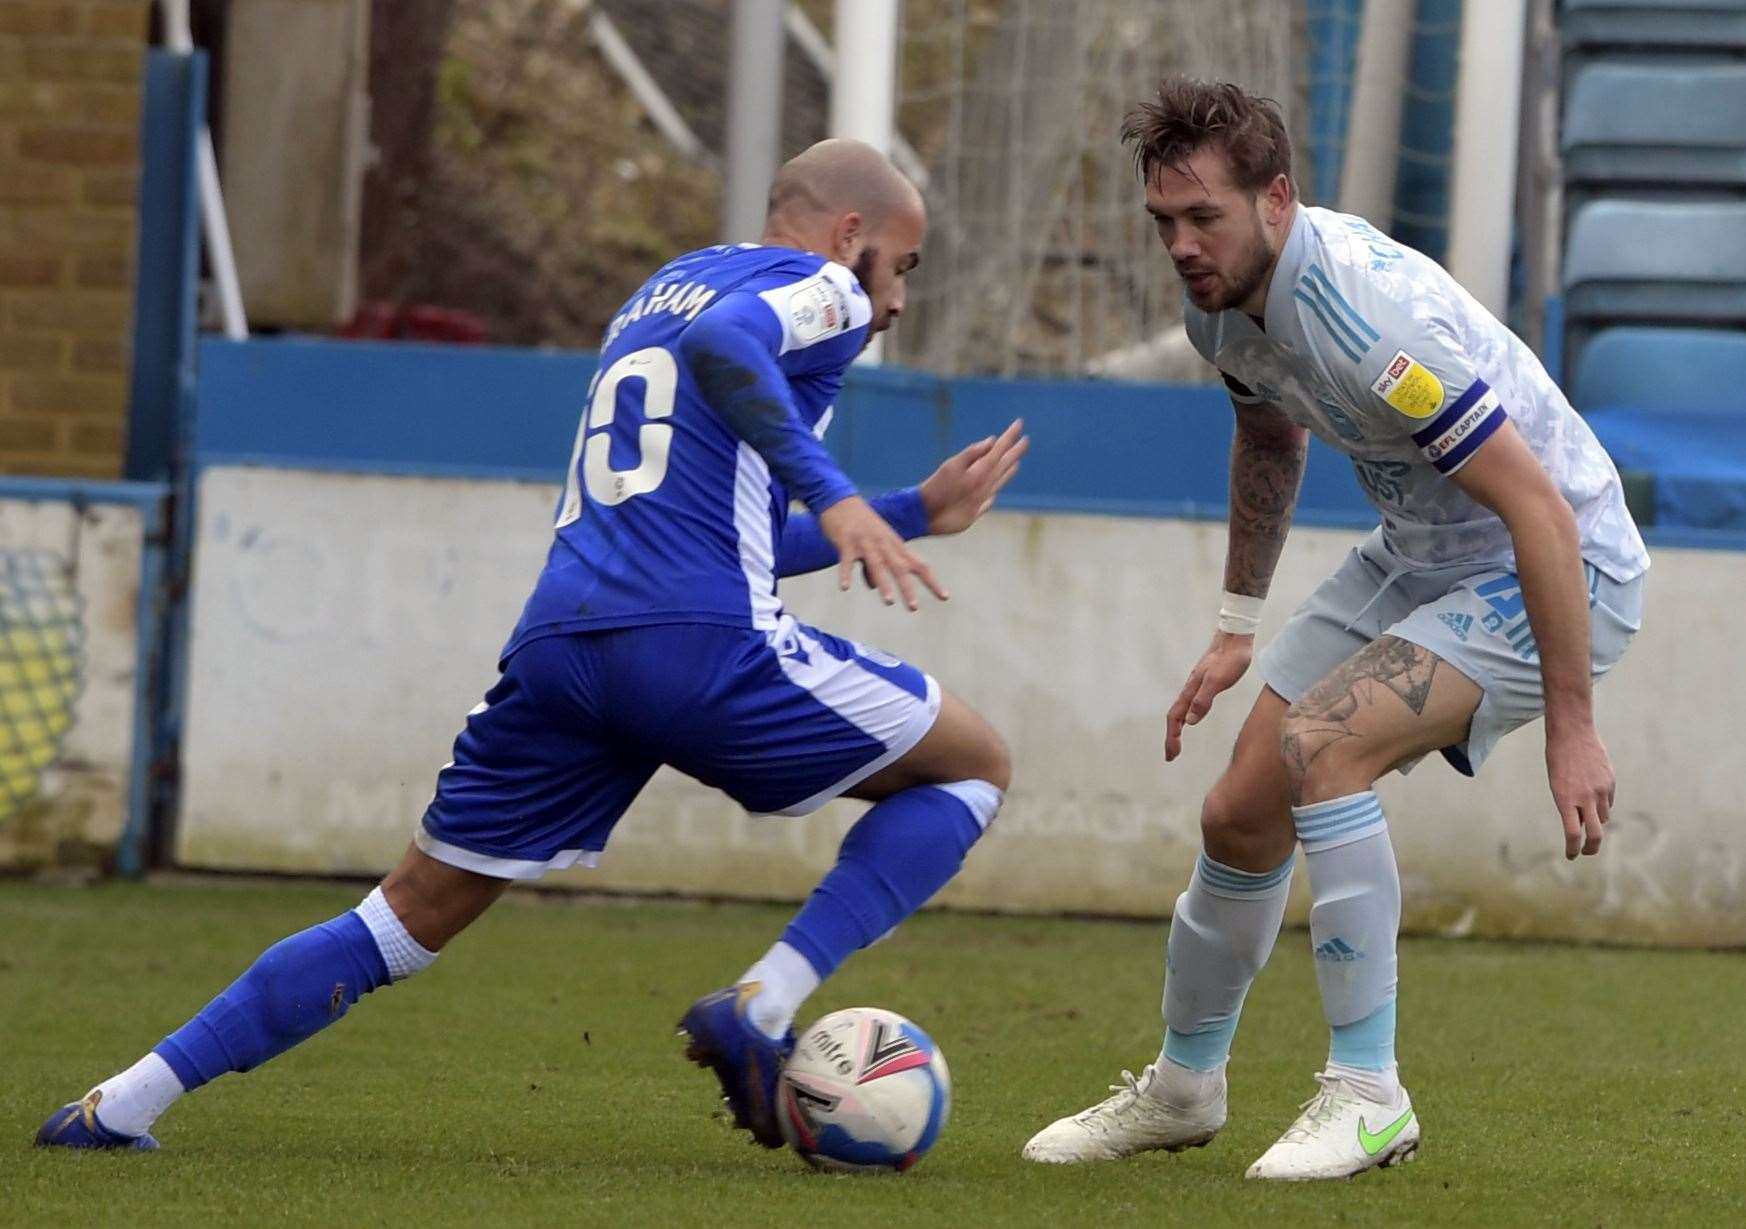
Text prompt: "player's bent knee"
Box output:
[[977, 725, 1013, 794], [945, 701, 1012, 785], [853, 694, 1011, 800], [1199, 781, 1252, 846], [933, 693, 1010, 791], [1199, 776, 1293, 868]]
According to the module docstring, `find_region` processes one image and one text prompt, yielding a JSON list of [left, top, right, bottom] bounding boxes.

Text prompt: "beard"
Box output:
[[851, 246, 890, 334], [1188, 215, 1274, 313]]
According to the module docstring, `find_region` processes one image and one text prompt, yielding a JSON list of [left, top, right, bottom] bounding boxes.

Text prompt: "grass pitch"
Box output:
[[3, 879, 1742, 1227]]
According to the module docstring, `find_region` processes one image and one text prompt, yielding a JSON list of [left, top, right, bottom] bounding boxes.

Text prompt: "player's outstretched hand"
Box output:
[[1546, 722, 1615, 860], [918, 420, 1030, 536], [819, 495, 948, 611], [1164, 631, 1254, 762]]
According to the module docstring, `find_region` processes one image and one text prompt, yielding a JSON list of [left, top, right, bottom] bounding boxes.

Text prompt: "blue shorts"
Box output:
[[416, 614, 941, 879]]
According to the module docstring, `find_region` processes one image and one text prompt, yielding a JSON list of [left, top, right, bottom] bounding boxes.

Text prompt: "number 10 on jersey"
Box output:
[[557, 346, 678, 525]]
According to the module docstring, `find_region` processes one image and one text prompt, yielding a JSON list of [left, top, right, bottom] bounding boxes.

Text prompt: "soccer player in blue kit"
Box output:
[[38, 139, 1027, 1153]]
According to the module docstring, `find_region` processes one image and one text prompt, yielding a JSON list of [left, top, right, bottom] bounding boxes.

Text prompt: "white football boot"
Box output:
[[1244, 1071, 1418, 1180], [1021, 1063, 1226, 1163]]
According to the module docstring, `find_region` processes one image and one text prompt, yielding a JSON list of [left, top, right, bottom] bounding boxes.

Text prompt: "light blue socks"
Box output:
[[1161, 851, 1296, 1072], [1293, 790, 1401, 1096]]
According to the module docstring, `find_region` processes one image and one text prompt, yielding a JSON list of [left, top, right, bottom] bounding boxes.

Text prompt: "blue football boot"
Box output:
[[677, 983, 795, 1148], [36, 1090, 160, 1151]]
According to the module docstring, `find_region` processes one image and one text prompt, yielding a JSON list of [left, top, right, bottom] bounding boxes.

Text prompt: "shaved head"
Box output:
[[765, 138, 922, 231], [761, 138, 926, 339]]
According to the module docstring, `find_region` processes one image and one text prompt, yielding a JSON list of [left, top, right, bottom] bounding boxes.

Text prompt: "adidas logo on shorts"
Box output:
[[1437, 611, 1473, 642]]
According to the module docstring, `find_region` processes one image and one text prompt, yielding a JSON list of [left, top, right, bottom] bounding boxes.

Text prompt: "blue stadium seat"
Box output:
[[1562, 199, 1746, 323], [1562, 0, 1746, 52], [1562, 60, 1746, 187], [1569, 326, 1746, 412]]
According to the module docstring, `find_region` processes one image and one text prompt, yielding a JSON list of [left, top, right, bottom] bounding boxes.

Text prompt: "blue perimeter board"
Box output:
[[191, 336, 1370, 526], [191, 335, 1745, 551]]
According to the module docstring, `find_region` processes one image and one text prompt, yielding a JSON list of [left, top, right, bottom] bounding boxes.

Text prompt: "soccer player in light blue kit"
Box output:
[[38, 139, 1026, 1154], [1024, 79, 1648, 1179]]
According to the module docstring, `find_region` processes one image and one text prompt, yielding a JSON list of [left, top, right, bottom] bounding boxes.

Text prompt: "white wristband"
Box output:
[[1217, 590, 1264, 636]]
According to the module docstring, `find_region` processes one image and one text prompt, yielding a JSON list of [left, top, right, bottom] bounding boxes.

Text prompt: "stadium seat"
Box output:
[[1562, 199, 1746, 323], [1562, 59, 1746, 187], [1562, 0, 1746, 53], [1570, 327, 1746, 531], [1568, 326, 1746, 413]]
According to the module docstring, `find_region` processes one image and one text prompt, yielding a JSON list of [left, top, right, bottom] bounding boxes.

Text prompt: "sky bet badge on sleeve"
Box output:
[[1370, 350, 1444, 418]]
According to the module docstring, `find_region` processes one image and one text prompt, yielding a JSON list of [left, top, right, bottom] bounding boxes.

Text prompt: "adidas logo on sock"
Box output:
[[1314, 937, 1363, 962], [1437, 611, 1473, 641]]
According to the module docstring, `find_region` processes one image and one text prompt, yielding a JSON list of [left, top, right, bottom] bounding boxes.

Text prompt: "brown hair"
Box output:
[[1121, 77, 1294, 195]]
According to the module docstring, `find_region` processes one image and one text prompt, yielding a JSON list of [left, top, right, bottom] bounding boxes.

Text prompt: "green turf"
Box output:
[[3, 879, 1742, 1227]]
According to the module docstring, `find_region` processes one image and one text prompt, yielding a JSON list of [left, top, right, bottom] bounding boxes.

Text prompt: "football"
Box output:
[[776, 1007, 952, 1173]]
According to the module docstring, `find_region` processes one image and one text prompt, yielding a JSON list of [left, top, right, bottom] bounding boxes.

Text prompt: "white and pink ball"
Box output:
[[776, 1007, 951, 1173]]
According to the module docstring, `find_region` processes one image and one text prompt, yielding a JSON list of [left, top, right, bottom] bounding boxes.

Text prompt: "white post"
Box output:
[[830, 0, 898, 362], [830, 0, 897, 153], [1337, 0, 1414, 228], [786, 3, 927, 188], [588, 13, 712, 167], [1446, 0, 1528, 317], [161, 0, 247, 339], [194, 133, 247, 339], [722, 0, 784, 244]]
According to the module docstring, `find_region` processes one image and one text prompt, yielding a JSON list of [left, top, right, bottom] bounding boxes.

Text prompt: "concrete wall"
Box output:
[[175, 464, 1744, 947], [0, 0, 149, 478], [221, 0, 369, 327]]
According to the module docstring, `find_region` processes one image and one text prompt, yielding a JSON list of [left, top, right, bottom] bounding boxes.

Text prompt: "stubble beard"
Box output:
[[852, 246, 891, 335], [1192, 215, 1275, 313]]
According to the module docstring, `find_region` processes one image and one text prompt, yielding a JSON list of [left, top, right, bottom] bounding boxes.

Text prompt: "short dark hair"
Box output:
[[1121, 77, 1294, 195]]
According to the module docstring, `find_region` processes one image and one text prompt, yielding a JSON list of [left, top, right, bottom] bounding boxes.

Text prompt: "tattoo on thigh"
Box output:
[[1299, 636, 1440, 720], [1282, 637, 1442, 784]]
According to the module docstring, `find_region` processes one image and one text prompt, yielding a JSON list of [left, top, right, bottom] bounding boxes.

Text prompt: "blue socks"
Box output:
[[89, 888, 436, 1137], [779, 780, 998, 983], [154, 911, 391, 1092]]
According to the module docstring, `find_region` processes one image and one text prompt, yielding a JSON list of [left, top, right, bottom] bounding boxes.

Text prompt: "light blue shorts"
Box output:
[[1259, 530, 1645, 775]]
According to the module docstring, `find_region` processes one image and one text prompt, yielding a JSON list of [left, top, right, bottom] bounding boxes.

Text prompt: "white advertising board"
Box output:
[[177, 466, 1743, 945]]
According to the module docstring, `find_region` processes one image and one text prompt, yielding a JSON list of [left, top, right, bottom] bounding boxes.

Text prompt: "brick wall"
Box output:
[[0, 0, 150, 479]]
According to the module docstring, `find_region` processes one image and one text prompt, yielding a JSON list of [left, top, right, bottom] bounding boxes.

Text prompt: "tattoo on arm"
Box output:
[[1226, 408, 1308, 599], [1280, 636, 1442, 786]]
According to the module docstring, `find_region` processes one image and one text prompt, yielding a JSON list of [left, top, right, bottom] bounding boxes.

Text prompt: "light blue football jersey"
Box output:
[[505, 244, 873, 658], [1186, 207, 1649, 582]]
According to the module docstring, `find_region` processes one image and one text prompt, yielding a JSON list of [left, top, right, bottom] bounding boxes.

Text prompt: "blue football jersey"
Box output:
[[504, 244, 873, 657]]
